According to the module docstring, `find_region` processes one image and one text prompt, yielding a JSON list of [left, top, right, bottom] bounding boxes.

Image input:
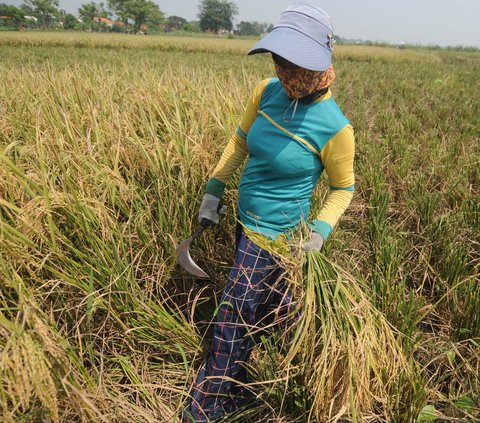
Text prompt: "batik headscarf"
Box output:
[[273, 54, 335, 100]]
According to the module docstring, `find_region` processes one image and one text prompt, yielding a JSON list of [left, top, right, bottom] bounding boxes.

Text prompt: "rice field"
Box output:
[[0, 32, 479, 422]]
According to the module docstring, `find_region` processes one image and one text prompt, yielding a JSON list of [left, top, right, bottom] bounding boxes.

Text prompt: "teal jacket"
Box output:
[[206, 78, 355, 241]]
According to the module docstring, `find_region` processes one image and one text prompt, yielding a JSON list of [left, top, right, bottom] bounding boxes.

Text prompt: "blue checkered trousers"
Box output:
[[182, 225, 296, 422]]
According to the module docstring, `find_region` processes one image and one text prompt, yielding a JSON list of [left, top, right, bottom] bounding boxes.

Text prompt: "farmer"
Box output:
[[182, 3, 355, 421]]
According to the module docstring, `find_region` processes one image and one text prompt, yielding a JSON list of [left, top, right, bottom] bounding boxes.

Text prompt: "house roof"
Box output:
[[93, 16, 113, 25]]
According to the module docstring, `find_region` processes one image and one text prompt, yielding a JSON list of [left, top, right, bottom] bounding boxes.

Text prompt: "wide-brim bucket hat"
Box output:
[[248, 2, 335, 71]]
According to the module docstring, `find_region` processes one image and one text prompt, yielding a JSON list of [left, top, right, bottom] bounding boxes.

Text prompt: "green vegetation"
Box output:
[[77, 1, 109, 25], [198, 0, 238, 33], [0, 4, 25, 29], [22, 0, 59, 27], [107, 0, 163, 34], [0, 33, 479, 422], [235, 21, 271, 36]]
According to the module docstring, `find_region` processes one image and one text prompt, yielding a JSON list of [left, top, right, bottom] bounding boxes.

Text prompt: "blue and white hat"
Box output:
[[248, 3, 335, 71]]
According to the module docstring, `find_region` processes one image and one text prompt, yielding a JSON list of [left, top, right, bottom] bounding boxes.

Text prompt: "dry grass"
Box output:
[[0, 33, 479, 422]]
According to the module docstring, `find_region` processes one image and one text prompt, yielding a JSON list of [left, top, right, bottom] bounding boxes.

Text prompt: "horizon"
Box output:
[[2, 0, 480, 48]]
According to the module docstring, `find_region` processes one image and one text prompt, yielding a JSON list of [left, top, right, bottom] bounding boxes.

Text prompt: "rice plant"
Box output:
[[0, 32, 479, 422]]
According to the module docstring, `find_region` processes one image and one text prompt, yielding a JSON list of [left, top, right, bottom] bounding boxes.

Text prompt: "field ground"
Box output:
[[0, 32, 479, 422]]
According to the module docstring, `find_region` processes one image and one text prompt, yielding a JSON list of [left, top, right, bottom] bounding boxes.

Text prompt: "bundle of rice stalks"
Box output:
[[0, 322, 59, 423], [251, 244, 419, 422]]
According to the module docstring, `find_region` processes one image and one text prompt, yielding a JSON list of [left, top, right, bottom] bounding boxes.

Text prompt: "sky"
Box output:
[[3, 0, 480, 47]]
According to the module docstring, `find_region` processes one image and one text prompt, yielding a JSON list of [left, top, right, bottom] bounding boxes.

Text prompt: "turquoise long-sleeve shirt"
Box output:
[[205, 78, 355, 241]]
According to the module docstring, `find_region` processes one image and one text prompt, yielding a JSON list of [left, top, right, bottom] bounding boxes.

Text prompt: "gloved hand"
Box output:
[[198, 193, 222, 224], [301, 232, 324, 252]]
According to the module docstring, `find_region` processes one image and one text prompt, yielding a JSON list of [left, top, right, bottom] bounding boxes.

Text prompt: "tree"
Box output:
[[108, 0, 163, 33], [107, 0, 129, 29], [78, 2, 108, 25], [198, 0, 238, 34], [62, 13, 78, 29], [21, 0, 59, 27], [235, 20, 267, 36], [183, 20, 200, 33], [127, 0, 163, 33], [167, 15, 186, 31], [0, 4, 25, 28]]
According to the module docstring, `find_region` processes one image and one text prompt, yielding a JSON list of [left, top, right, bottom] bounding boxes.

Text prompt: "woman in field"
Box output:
[[183, 3, 355, 421]]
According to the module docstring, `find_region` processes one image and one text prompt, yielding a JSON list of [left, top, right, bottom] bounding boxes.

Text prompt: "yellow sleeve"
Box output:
[[237, 78, 271, 137], [205, 79, 271, 198], [311, 124, 355, 240]]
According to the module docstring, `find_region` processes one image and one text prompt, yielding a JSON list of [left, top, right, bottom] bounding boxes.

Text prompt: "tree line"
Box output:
[[0, 0, 272, 36], [0, 0, 164, 33]]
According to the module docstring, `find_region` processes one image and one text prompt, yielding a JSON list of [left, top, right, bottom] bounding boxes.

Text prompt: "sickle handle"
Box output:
[[190, 218, 211, 240]]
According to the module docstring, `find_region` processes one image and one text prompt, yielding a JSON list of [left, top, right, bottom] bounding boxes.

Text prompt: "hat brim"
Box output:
[[248, 27, 332, 71]]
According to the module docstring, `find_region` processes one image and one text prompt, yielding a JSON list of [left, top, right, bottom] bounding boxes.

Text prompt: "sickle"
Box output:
[[176, 218, 212, 278]]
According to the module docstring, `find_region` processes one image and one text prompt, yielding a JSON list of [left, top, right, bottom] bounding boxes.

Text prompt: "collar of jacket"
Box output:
[[283, 87, 330, 123], [297, 87, 329, 103]]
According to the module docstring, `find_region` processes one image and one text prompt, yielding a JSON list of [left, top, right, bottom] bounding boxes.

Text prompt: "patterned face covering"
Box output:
[[273, 54, 335, 99]]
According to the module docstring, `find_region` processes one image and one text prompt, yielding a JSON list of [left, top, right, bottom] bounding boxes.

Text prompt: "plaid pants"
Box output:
[[183, 227, 295, 422]]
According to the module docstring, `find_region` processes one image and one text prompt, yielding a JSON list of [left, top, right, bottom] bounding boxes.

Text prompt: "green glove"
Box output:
[[301, 232, 324, 252]]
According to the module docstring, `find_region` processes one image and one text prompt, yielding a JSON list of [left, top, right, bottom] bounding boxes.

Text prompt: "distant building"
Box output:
[[93, 16, 114, 27]]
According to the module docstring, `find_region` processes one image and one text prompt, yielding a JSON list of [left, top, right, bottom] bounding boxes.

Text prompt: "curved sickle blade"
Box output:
[[176, 237, 209, 278]]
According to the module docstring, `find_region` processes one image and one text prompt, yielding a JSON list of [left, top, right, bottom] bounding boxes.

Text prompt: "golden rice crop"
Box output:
[[0, 32, 479, 422]]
